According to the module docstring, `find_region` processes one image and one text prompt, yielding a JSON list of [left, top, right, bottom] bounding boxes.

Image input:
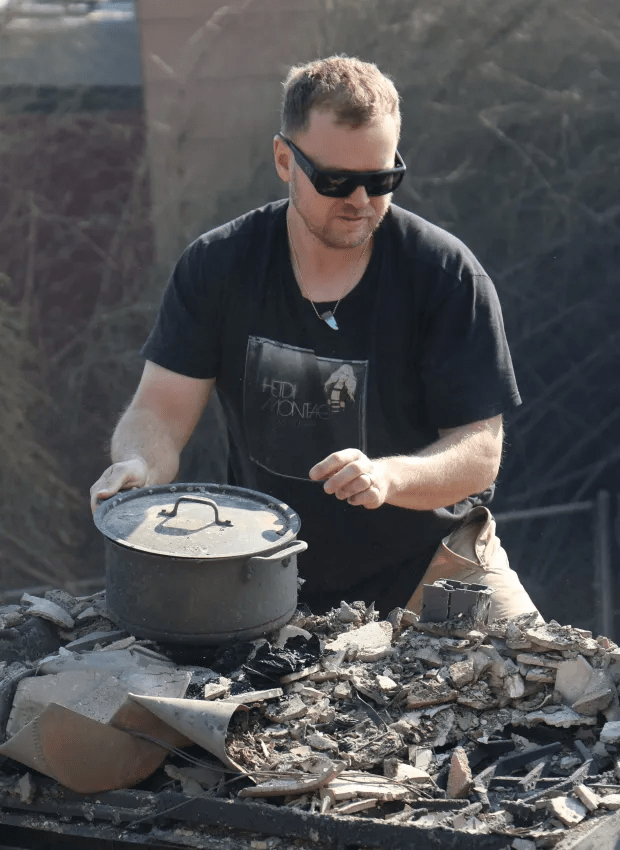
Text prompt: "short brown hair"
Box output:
[[281, 55, 401, 138]]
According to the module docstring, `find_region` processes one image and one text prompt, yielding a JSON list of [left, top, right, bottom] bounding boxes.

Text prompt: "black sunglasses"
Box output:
[[278, 133, 406, 198]]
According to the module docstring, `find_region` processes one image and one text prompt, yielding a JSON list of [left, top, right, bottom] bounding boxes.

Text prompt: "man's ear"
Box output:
[[273, 135, 292, 184]]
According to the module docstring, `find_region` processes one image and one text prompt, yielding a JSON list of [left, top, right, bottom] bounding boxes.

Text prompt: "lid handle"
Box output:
[[158, 496, 233, 526]]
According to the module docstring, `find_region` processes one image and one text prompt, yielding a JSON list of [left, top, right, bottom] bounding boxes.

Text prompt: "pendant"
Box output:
[[321, 310, 339, 330]]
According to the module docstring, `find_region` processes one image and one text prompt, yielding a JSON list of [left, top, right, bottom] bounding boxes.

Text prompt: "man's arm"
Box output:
[[90, 361, 215, 511], [309, 414, 503, 511]]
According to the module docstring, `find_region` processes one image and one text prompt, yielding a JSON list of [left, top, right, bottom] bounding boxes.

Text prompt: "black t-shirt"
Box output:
[[141, 200, 521, 614]]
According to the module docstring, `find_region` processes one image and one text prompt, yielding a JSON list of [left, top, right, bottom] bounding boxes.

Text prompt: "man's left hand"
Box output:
[[309, 449, 388, 509]]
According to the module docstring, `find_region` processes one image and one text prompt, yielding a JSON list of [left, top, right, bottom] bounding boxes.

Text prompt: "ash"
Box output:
[[2, 591, 620, 848]]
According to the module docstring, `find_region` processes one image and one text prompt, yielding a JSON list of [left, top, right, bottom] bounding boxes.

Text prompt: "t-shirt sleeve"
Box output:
[[421, 271, 521, 428], [140, 237, 223, 379]]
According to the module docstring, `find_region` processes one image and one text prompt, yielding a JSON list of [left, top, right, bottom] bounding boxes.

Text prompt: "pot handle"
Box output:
[[159, 496, 233, 526], [244, 539, 308, 581]]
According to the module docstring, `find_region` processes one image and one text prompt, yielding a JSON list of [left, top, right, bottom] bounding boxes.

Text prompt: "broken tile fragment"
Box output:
[[333, 682, 352, 700], [298, 685, 325, 701], [547, 795, 587, 825], [383, 759, 431, 784], [337, 602, 362, 624], [239, 760, 343, 798], [524, 706, 597, 728], [203, 681, 230, 700], [525, 622, 599, 656], [505, 621, 533, 650], [17, 772, 35, 804], [456, 681, 498, 711], [600, 721, 620, 743], [325, 621, 392, 657], [571, 670, 615, 716], [20, 594, 74, 631], [446, 746, 473, 799], [223, 688, 283, 705], [451, 814, 487, 833], [64, 630, 127, 652], [333, 797, 378, 814], [410, 746, 434, 772], [516, 653, 562, 669], [324, 770, 411, 802], [376, 674, 399, 692], [279, 664, 322, 684], [574, 783, 600, 811], [306, 732, 338, 752], [274, 624, 312, 647], [449, 659, 476, 687], [600, 794, 620, 809], [406, 679, 457, 709], [504, 673, 526, 699], [165, 764, 220, 796], [264, 695, 308, 723], [524, 667, 555, 684]]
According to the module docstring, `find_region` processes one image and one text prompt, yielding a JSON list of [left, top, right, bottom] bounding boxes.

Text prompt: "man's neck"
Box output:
[[286, 208, 373, 301]]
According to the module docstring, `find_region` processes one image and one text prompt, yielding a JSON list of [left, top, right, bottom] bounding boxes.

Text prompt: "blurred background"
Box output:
[[0, 0, 618, 635]]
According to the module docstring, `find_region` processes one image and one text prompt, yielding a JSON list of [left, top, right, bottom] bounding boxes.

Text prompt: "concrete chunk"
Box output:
[[547, 795, 587, 825], [222, 688, 283, 705], [574, 783, 600, 811], [600, 794, 620, 810], [17, 772, 35, 804], [325, 771, 410, 802], [264, 695, 308, 723], [446, 746, 473, 799], [384, 758, 432, 784], [325, 622, 392, 656], [601, 721, 620, 743], [554, 655, 594, 705], [203, 682, 230, 700], [524, 706, 597, 728], [406, 679, 457, 709], [572, 670, 615, 716], [448, 660, 476, 687]]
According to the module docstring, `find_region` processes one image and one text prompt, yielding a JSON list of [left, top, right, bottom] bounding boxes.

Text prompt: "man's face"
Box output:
[[275, 109, 399, 250]]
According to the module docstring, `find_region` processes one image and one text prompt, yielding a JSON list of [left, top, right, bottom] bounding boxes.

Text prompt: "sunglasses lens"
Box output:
[[315, 171, 405, 198], [315, 175, 357, 197], [368, 171, 405, 195]]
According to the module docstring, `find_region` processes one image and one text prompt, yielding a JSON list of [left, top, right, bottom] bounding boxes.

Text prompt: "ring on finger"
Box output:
[[362, 472, 374, 489]]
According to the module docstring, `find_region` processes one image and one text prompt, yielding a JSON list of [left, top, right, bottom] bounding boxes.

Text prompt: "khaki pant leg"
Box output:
[[405, 506, 544, 623]]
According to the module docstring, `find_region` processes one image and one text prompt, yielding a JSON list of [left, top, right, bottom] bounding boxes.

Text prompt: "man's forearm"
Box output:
[[379, 418, 503, 511], [110, 405, 181, 485]]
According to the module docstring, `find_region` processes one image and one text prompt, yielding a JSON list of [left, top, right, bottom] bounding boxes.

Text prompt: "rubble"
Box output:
[[20, 593, 75, 631], [1, 590, 620, 847], [447, 746, 474, 798]]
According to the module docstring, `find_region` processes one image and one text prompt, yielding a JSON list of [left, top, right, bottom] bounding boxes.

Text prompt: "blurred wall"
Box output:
[[137, 0, 324, 268]]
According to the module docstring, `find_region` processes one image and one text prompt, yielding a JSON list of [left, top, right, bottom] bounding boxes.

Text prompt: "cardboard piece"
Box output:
[[0, 703, 178, 793], [126, 693, 248, 772]]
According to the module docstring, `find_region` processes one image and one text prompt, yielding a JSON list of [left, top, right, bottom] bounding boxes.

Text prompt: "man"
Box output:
[[91, 56, 541, 621]]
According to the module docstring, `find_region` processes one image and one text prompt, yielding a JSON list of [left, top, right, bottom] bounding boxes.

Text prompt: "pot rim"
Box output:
[[94, 482, 301, 560]]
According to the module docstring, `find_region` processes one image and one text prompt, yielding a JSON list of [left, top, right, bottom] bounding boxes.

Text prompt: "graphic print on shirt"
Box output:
[[244, 336, 368, 480]]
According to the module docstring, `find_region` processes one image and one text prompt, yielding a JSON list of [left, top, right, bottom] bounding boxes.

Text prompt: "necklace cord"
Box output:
[[286, 217, 371, 326]]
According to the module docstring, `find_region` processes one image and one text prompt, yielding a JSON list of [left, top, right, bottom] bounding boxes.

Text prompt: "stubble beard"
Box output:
[[289, 175, 389, 251]]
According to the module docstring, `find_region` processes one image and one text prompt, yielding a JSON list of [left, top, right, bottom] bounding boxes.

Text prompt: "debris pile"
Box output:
[[2, 589, 620, 847]]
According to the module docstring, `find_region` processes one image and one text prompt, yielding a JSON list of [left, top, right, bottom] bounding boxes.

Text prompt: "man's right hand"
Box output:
[[90, 457, 149, 514]]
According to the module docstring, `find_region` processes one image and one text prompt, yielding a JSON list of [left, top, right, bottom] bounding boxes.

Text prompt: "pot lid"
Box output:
[[94, 483, 301, 559]]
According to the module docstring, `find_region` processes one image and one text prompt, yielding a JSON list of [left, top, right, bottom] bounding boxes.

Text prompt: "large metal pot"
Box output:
[[93, 483, 307, 644]]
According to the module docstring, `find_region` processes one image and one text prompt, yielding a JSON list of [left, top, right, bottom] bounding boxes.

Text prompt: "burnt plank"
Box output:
[[0, 783, 510, 850]]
